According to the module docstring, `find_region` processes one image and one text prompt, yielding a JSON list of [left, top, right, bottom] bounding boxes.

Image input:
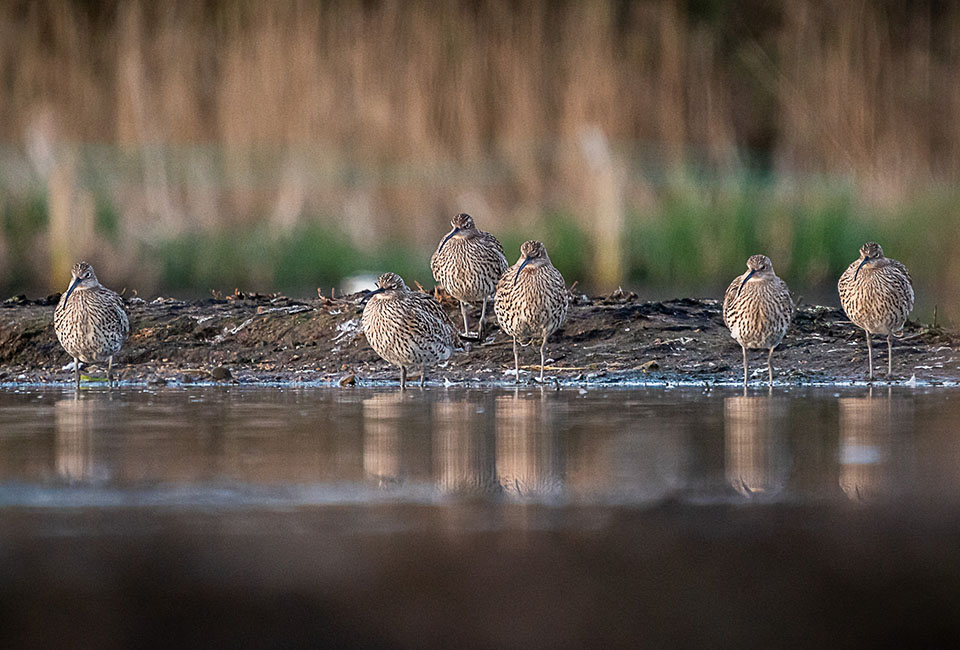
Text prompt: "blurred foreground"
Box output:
[[5, 503, 960, 650]]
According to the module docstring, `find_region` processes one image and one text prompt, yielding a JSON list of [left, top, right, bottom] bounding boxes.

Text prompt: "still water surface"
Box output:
[[1, 385, 958, 510]]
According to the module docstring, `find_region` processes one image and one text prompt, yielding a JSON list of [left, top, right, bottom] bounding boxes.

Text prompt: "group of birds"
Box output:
[[362, 213, 568, 388], [52, 212, 915, 391], [723, 242, 914, 386], [361, 212, 915, 388]]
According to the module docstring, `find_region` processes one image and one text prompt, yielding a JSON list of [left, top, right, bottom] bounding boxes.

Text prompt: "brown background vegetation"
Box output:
[[1, 0, 958, 320]]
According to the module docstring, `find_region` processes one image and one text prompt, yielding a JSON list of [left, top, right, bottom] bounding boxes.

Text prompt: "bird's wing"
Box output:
[[412, 291, 461, 342], [722, 273, 744, 327], [480, 231, 507, 257], [890, 260, 913, 287]]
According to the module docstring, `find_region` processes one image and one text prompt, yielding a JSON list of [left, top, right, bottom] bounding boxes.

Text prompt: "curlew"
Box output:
[[362, 272, 462, 389], [54, 261, 130, 390], [838, 242, 914, 379], [494, 240, 568, 383], [430, 212, 509, 340], [723, 255, 794, 387]]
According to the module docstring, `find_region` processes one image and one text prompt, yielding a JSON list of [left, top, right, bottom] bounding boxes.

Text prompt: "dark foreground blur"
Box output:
[[3, 503, 960, 650]]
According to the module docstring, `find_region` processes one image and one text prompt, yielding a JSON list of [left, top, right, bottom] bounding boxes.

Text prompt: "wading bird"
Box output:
[[430, 212, 508, 340], [838, 242, 914, 379], [494, 241, 568, 383], [362, 272, 462, 389], [723, 255, 794, 387], [54, 261, 130, 390]]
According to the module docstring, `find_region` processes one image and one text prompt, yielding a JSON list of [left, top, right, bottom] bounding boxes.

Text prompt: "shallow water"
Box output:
[[1, 385, 958, 510], [4, 386, 960, 649]]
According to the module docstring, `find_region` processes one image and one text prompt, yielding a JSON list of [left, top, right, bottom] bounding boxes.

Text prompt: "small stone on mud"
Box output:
[[211, 366, 232, 381], [339, 373, 356, 386]]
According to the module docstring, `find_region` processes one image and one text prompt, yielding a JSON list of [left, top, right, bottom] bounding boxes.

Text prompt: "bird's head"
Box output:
[[737, 254, 775, 297], [854, 242, 885, 280], [514, 240, 550, 284], [437, 213, 479, 254], [64, 261, 99, 301]]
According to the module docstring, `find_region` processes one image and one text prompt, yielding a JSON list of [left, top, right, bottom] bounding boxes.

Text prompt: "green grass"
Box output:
[[3, 178, 959, 324], [150, 221, 434, 295]]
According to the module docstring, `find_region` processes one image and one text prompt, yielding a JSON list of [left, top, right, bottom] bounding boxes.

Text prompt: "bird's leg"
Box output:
[[420, 364, 426, 389], [741, 345, 748, 388], [74, 357, 80, 391], [478, 298, 488, 341], [887, 335, 893, 377], [767, 347, 774, 387], [540, 338, 547, 383], [460, 301, 470, 337], [400, 366, 407, 391], [108, 356, 114, 388], [866, 331, 873, 380], [513, 337, 520, 385]]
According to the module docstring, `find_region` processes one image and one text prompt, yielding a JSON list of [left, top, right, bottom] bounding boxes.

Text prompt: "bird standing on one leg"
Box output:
[[54, 261, 130, 390], [494, 241, 568, 384], [838, 242, 914, 380], [362, 272, 462, 389], [723, 255, 794, 388], [430, 213, 508, 341]]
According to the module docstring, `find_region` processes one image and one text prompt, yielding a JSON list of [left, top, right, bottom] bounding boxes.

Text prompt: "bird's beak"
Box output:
[[514, 257, 532, 285], [361, 287, 385, 305], [437, 227, 460, 255], [853, 256, 870, 281], [63, 276, 81, 302], [736, 269, 756, 298]]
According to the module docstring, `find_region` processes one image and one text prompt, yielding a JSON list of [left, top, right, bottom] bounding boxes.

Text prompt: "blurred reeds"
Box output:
[[1, 0, 959, 322]]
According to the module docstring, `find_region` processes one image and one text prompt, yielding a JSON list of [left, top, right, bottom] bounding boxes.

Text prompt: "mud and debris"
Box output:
[[1, 287, 958, 386]]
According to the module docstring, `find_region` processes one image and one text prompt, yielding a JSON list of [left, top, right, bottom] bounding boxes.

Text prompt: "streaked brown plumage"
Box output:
[[723, 254, 794, 387], [54, 261, 130, 389], [430, 212, 508, 340], [362, 272, 462, 389], [838, 242, 914, 379], [494, 240, 568, 383]]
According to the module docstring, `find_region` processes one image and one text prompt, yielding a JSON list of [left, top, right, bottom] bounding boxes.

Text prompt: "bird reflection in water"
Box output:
[[495, 390, 564, 498], [724, 394, 789, 498], [432, 400, 498, 496], [54, 395, 102, 481], [361, 392, 428, 488], [838, 387, 910, 502]]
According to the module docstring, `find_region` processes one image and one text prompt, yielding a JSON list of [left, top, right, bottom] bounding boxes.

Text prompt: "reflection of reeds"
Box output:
[[3, 0, 960, 313], [724, 396, 789, 497]]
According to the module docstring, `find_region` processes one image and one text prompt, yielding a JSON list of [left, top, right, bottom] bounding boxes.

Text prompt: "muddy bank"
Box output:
[[1, 288, 958, 386]]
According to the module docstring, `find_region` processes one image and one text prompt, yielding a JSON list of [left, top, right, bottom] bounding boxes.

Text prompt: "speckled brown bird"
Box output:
[[838, 242, 914, 379], [430, 212, 508, 340], [494, 240, 568, 383], [54, 261, 130, 390], [362, 272, 462, 389], [723, 254, 794, 387]]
